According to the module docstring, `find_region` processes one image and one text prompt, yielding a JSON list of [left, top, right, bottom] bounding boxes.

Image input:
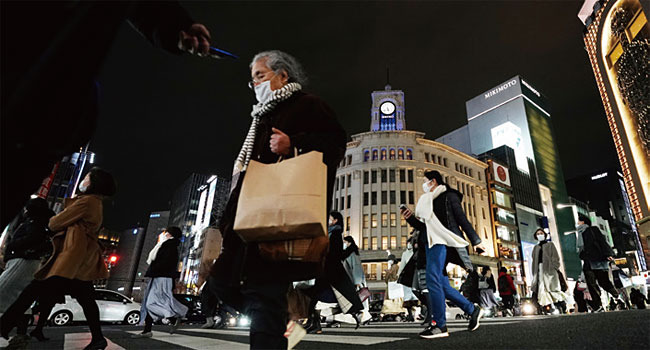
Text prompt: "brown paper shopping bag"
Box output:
[[234, 151, 327, 243]]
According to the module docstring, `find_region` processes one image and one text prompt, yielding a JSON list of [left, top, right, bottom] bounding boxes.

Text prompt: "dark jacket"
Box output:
[[497, 272, 517, 296], [2, 1, 195, 228], [406, 186, 481, 270], [210, 92, 347, 296], [145, 238, 181, 279], [580, 226, 614, 262], [3, 218, 52, 262]]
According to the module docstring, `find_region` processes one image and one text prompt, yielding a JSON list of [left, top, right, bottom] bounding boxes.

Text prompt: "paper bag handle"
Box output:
[[277, 148, 299, 163]]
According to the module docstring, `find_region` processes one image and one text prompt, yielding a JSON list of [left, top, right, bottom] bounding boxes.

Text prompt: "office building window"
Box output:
[[346, 217, 350, 231], [371, 214, 378, 228], [471, 187, 475, 198], [382, 237, 388, 250], [455, 163, 459, 172], [390, 213, 397, 227], [443, 158, 448, 167], [425, 153, 430, 162], [400, 191, 406, 204], [382, 191, 388, 205], [371, 192, 377, 205], [400, 169, 406, 183], [381, 149, 387, 160], [334, 198, 338, 210], [347, 195, 351, 209], [482, 208, 486, 220], [363, 215, 369, 228], [347, 155, 352, 165], [372, 237, 378, 250], [382, 213, 388, 227], [364, 192, 369, 206], [406, 149, 413, 160], [371, 170, 377, 183], [478, 172, 482, 181], [363, 171, 369, 184], [389, 148, 396, 160], [340, 197, 344, 210], [401, 236, 407, 248], [469, 169, 473, 178], [398, 149, 404, 160], [390, 191, 396, 204], [335, 178, 338, 191], [372, 149, 378, 161], [389, 169, 396, 182], [363, 238, 369, 250], [341, 176, 345, 188], [401, 215, 407, 227], [381, 169, 387, 183], [390, 236, 397, 248], [347, 174, 351, 188], [364, 151, 370, 162], [408, 169, 414, 183], [409, 191, 415, 205]]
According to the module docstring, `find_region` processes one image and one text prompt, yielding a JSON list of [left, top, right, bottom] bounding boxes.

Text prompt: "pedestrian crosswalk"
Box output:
[[13, 316, 546, 350]]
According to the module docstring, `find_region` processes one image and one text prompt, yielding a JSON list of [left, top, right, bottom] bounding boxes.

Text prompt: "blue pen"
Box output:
[[209, 46, 239, 59]]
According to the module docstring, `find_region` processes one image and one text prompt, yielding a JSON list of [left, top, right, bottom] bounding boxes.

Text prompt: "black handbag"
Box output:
[[557, 270, 568, 292]]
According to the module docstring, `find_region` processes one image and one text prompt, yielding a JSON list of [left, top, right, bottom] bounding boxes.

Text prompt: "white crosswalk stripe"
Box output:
[[126, 330, 249, 349], [181, 328, 409, 345], [64, 333, 124, 350]]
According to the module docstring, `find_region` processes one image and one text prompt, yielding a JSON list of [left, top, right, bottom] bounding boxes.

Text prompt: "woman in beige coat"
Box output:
[[1, 167, 116, 350], [531, 228, 568, 314]]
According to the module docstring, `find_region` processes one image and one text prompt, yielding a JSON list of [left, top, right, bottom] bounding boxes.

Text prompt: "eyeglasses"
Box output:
[[248, 71, 276, 90]]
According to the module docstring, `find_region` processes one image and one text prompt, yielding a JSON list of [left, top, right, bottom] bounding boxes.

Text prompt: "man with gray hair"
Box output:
[[208, 50, 346, 349]]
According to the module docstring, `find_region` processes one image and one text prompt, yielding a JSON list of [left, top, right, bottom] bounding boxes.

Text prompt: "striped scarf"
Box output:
[[233, 82, 302, 173]]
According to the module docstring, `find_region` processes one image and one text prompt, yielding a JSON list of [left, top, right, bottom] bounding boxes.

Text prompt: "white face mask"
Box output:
[[254, 80, 274, 104], [536, 234, 546, 242], [78, 182, 88, 193], [343, 243, 349, 249], [422, 180, 433, 193]]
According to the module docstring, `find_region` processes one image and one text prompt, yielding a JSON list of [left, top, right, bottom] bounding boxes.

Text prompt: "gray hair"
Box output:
[[250, 50, 308, 86]]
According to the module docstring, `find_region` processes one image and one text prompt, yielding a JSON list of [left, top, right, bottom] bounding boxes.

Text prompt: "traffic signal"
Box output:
[[109, 255, 118, 264]]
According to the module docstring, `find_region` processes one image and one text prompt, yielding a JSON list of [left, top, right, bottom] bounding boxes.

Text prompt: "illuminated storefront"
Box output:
[[579, 0, 650, 268]]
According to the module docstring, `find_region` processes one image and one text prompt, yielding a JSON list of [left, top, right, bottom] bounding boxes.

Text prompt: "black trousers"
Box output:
[[583, 264, 618, 309], [1, 277, 103, 340], [502, 295, 515, 309], [242, 282, 290, 350]]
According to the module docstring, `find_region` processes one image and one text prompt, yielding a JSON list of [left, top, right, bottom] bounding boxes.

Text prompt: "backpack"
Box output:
[[498, 275, 509, 293], [478, 276, 489, 289]]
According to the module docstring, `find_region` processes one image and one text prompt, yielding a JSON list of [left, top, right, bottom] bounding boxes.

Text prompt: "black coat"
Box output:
[[406, 187, 480, 270], [3, 218, 52, 262], [145, 239, 181, 279], [580, 226, 615, 262], [2, 1, 195, 228], [211, 92, 347, 295], [310, 225, 363, 313]]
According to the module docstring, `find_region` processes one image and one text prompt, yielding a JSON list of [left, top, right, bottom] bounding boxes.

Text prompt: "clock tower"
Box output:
[[370, 84, 406, 132]]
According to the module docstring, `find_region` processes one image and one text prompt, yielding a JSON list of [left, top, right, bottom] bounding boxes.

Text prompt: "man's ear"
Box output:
[[280, 70, 289, 84]]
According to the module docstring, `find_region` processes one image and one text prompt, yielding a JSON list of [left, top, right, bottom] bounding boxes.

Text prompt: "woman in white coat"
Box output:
[[531, 228, 568, 313]]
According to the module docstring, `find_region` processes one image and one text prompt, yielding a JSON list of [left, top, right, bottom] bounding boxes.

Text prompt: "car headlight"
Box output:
[[522, 303, 536, 315], [239, 317, 250, 326], [229, 317, 237, 326]]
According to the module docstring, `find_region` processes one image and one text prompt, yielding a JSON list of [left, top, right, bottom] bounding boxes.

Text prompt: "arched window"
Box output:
[[406, 149, 413, 160], [389, 149, 396, 160], [372, 149, 378, 161], [381, 149, 387, 160], [364, 150, 370, 162], [398, 148, 404, 160]]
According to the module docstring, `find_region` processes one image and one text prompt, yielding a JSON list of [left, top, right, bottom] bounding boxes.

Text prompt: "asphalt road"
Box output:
[[1, 310, 648, 349]]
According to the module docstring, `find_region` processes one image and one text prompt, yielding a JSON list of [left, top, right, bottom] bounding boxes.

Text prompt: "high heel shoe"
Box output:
[[29, 329, 50, 342], [83, 337, 107, 350]]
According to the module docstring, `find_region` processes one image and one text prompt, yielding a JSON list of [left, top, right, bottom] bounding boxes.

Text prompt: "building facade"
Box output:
[[335, 85, 498, 292], [105, 227, 145, 297], [439, 75, 580, 278], [579, 0, 650, 268]]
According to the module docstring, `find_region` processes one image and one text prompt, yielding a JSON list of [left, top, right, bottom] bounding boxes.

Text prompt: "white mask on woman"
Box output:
[[254, 80, 274, 104], [536, 233, 546, 242], [422, 180, 433, 193], [78, 182, 88, 193]]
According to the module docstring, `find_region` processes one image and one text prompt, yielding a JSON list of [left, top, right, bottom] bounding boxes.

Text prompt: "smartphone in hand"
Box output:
[[399, 204, 408, 210]]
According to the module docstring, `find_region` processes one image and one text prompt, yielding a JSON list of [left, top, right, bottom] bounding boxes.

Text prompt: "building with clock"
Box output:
[[334, 84, 498, 292]]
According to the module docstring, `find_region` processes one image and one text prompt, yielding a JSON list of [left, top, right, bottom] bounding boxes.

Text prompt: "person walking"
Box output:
[[497, 267, 517, 316], [397, 231, 431, 324], [478, 267, 498, 314], [132, 227, 188, 338], [576, 215, 622, 312], [1, 167, 116, 350], [381, 255, 407, 319], [401, 170, 485, 339], [342, 236, 371, 323], [208, 50, 346, 349], [0, 198, 54, 346], [531, 228, 568, 314], [304, 212, 363, 334]]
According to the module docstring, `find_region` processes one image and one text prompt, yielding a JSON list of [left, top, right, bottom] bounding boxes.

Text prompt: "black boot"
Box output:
[[83, 337, 107, 350], [305, 310, 322, 334]]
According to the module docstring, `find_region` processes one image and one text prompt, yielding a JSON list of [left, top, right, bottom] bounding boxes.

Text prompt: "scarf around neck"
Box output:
[[415, 185, 469, 249], [576, 223, 589, 253], [147, 235, 171, 265], [233, 82, 302, 173]]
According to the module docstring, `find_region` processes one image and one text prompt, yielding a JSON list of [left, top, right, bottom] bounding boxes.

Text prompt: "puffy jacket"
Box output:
[[498, 272, 517, 296], [4, 218, 52, 262]]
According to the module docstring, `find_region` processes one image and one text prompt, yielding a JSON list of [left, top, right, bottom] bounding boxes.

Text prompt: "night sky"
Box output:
[[91, 1, 619, 230]]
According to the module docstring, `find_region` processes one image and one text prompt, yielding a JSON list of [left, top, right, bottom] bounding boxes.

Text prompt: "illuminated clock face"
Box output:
[[380, 101, 396, 115]]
